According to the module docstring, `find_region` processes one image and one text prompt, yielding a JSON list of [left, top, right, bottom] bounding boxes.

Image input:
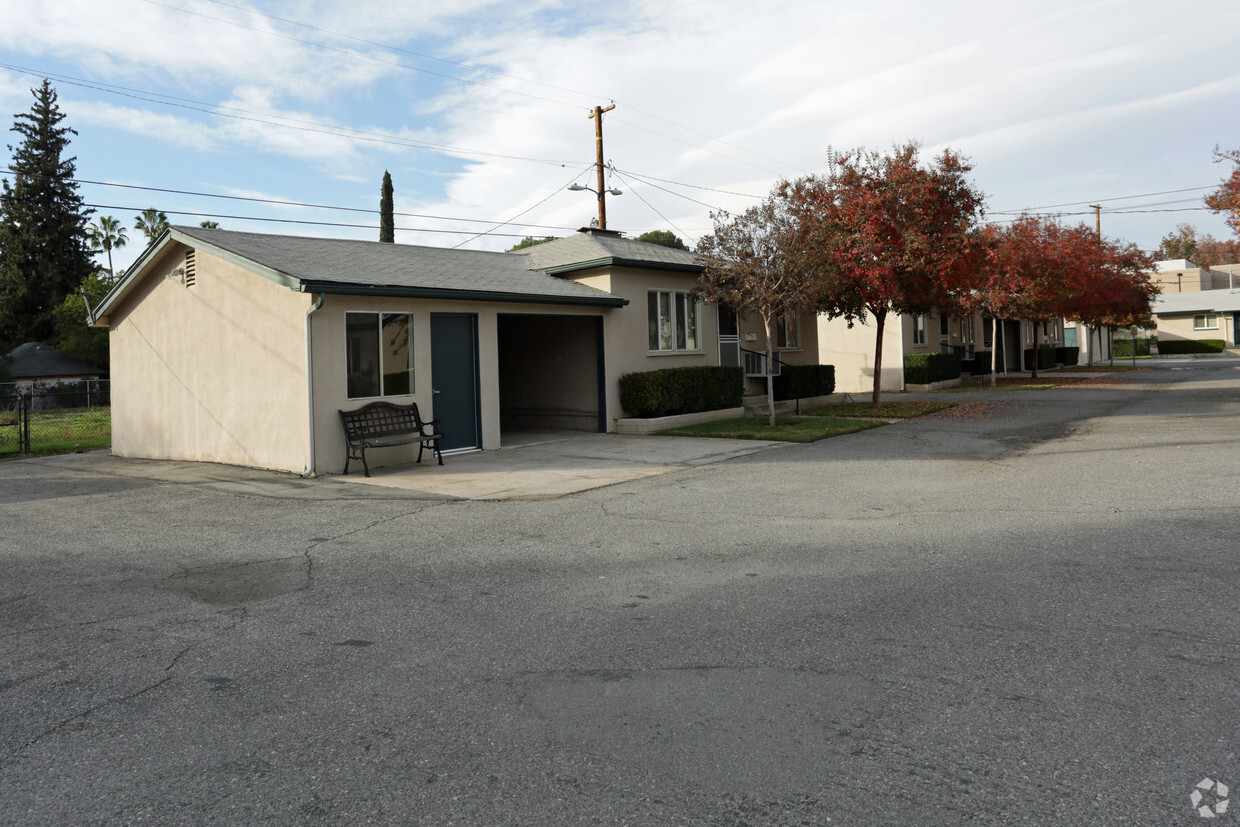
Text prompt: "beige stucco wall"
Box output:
[[309, 295, 617, 473], [734, 307, 820, 395], [1157, 313, 1235, 344], [567, 266, 721, 425], [1151, 267, 1239, 293], [107, 244, 313, 472], [817, 314, 904, 393]]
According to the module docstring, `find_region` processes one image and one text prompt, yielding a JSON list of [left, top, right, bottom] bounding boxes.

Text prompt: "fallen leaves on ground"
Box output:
[[924, 401, 1012, 421]]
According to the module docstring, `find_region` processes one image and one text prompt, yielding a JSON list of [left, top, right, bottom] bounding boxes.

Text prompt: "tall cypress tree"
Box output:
[[0, 80, 94, 349], [379, 171, 394, 243]]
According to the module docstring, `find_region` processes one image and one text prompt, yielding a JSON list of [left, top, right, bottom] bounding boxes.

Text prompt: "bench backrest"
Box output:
[[339, 401, 425, 441]]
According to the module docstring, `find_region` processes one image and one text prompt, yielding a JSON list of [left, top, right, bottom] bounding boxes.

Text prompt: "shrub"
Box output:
[[1055, 346, 1080, 365], [1112, 339, 1150, 358], [773, 365, 836, 401], [1157, 339, 1225, 354], [903, 352, 961, 385], [1022, 347, 1056, 369], [619, 366, 743, 418]]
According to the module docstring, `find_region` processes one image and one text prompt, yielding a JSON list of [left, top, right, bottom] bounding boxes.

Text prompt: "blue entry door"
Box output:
[[430, 313, 481, 452]]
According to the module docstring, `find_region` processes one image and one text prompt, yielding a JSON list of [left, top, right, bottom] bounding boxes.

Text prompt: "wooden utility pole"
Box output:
[[1089, 204, 1101, 236], [588, 104, 615, 229]]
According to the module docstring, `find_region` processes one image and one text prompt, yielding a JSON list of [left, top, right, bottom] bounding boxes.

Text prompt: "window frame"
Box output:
[[776, 312, 800, 349], [1194, 313, 1219, 331], [912, 314, 928, 346], [647, 290, 701, 353], [345, 311, 415, 400]]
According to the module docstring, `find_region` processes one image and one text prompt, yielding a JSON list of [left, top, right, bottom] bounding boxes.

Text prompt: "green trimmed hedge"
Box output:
[[619, 366, 744, 418], [904, 352, 961, 385], [1022, 347, 1057, 370], [1112, 339, 1150, 358], [773, 365, 836, 401], [1055, 346, 1080, 366], [1158, 339, 1225, 354]]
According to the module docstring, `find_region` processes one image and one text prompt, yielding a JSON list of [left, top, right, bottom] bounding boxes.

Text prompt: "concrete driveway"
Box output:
[[330, 431, 785, 499]]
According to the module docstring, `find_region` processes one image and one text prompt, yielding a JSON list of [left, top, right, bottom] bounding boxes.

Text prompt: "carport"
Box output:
[[496, 313, 606, 438]]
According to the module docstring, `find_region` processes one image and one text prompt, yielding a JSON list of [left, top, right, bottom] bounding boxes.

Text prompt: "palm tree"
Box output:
[[133, 207, 170, 244], [199, 220, 219, 229], [86, 215, 128, 282]]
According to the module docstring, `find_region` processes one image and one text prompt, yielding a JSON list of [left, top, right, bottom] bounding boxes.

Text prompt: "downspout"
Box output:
[[301, 293, 324, 478]]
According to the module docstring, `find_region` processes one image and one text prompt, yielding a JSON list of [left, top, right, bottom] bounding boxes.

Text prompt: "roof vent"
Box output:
[[183, 249, 196, 287]]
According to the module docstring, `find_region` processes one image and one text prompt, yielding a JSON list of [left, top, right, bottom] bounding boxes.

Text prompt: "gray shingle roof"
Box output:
[[1152, 288, 1240, 315], [515, 230, 701, 273], [3, 342, 105, 378], [171, 227, 628, 306]]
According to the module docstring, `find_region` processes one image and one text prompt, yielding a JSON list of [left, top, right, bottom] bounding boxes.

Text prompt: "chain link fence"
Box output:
[[0, 380, 111, 458]]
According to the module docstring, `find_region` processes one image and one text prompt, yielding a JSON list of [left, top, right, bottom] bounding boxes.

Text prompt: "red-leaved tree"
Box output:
[[1205, 146, 1240, 236], [784, 142, 985, 405]]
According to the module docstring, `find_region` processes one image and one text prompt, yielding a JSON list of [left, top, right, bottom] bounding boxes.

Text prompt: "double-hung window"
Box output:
[[648, 290, 699, 352], [1194, 314, 1219, 330], [913, 315, 928, 346], [776, 313, 799, 349], [346, 312, 414, 399]]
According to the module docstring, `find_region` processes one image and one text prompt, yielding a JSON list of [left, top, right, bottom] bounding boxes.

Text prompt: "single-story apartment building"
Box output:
[[89, 225, 729, 475], [1151, 289, 1240, 348]]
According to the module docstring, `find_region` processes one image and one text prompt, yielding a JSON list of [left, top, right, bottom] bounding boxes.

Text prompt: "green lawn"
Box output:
[[657, 416, 888, 442], [0, 407, 111, 457], [802, 400, 957, 419]]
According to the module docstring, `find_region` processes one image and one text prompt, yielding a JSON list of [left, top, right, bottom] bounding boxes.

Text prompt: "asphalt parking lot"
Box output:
[[3, 358, 1240, 824]]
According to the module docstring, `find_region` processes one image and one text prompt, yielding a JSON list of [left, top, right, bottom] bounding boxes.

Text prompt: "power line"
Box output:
[[1, 169, 585, 232], [0, 62, 581, 167], [991, 185, 1217, 214], [78, 202, 541, 238], [611, 167, 766, 199], [452, 167, 594, 248], [610, 169, 726, 213], [609, 168, 697, 245]]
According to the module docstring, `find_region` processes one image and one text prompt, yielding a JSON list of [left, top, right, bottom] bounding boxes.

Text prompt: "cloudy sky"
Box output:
[[1, 0, 1238, 274]]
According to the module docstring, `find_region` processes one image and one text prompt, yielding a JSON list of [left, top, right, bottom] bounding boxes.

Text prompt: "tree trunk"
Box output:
[[1087, 325, 1095, 367], [1108, 327, 1114, 366], [871, 308, 887, 407], [990, 317, 998, 387], [764, 314, 777, 427], [1029, 321, 1039, 380]]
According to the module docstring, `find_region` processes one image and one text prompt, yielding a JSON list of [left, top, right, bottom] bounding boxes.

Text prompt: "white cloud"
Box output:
[[2, 0, 1238, 254]]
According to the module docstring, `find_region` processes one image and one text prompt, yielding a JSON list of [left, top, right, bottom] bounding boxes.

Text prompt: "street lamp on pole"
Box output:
[[567, 182, 622, 230]]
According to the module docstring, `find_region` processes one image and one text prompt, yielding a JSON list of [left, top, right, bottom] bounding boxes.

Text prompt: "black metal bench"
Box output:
[[338, 401, 443, 476]]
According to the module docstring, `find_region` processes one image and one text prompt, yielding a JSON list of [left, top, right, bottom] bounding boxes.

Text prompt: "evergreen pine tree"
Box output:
[[0, 80, 94, 349], [380, 171, 394, 243]]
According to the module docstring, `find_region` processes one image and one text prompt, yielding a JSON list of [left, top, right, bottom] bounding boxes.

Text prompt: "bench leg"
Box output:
[[360, 446, 371, 477]]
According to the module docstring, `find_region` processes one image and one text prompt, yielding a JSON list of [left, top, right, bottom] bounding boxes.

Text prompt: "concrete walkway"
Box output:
[[329, 432, 784, 500]]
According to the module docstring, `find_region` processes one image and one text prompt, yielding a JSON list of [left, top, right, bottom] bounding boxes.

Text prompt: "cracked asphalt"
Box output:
[[3, 358, 1240, 825]]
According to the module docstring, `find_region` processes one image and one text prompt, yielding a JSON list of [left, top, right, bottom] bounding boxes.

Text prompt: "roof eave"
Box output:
[[299, 281, 628, 307], [538, 256, 703, 277], [89, 227, 302, 326]]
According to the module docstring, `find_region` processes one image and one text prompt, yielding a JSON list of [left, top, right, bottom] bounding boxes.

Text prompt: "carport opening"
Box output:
[[497, 314, 604, 443]]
